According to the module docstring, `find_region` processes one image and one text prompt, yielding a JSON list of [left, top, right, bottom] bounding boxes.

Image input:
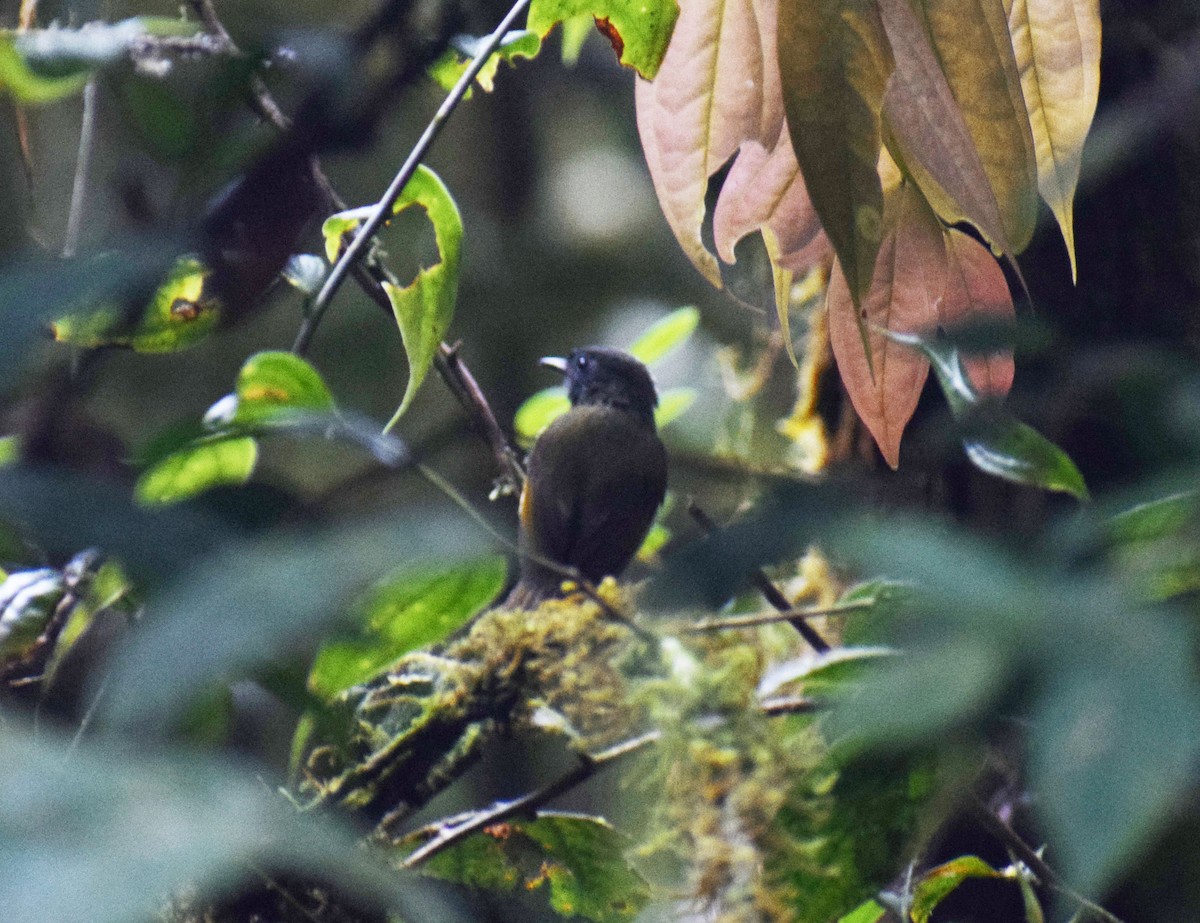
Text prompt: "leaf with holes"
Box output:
[[529, 0, 679, 79], [635, 0, 784, 285]]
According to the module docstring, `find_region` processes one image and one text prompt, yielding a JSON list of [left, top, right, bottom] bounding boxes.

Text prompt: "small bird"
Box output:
[[503, 347, 668, 609]]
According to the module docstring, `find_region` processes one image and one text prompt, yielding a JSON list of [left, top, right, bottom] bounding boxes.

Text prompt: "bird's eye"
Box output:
[[575, 354, 589, 369]]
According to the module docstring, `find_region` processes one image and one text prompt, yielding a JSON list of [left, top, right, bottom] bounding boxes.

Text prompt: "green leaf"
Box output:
[[0, 18, 200, 105], [414, 812, 650, 922], [758, 646, 898, 700], [910, 855, 1005, 923], [885, 328, 1088, 499], [0, 436, 19, 467], [514, 386, 571, 445], [50, 256, 218, 353], [429, 30, 541, 93], [1107, 491, 1200, 545], [100, 512, 485, 732], [837, 900, 886, 923], [654, 387, 695, 429], [226, 350, 336, 428], [963, 417, 1089, 500], [778, 0, 894, 306], [321, 206, 374, 263], [629, 306, 699, 365], [382, 166, 463, 428], [559, 15, 594, 63], [1031, 647, 1200, 897], [135, 436, 258, 506], [0, 568, 63, 659], [309, 555, 507, 700], [0, 725, 444, 923], [527, 0, 679, 79]]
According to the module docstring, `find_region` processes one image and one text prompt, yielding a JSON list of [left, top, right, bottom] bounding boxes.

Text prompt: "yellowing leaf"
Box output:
[[778, 0, 894, 305], [878, 0, 1010, 254], [135, 437, 258, 506], [528, 0, 680, 79], [1006, 0, 1101, 280], [635, 0, 785, 285], [50, 256, 217, 353], [429, 30, 541, 93], [911, 0, 1038, 251], [382, 166, 463, 429], [712, 138, 830, 273], [940, 229, 1015, 396], [827, 182, 946, 468]]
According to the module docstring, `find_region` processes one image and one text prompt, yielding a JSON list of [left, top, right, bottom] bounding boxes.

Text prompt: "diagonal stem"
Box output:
[[294, 0, 534, 355]]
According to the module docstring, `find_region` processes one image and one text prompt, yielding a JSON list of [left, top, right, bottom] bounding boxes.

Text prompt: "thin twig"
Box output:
[[62, 78, 97, 259], [294, 0, 534, 354], [400, 730, 660, 868], [188, 0, 291, 129], [970, 800, 1127, 923], [437, 341, 526, 490], [759, 695, 819, 717], [687, 600, 873, 633], [686, 501, 831, 653]]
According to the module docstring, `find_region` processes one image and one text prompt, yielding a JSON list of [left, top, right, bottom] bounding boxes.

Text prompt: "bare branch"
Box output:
[[399, 731, 661, 868], [295, 0, 534, 354], [437, 342, 525, 491], [686, 501, 831, 653], [686, 600, 873, 633]]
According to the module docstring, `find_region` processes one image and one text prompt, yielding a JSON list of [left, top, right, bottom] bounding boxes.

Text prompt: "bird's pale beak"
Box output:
[[539, 356, 568, 373]]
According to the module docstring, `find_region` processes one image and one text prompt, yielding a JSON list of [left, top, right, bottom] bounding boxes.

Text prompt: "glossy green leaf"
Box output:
[[837, 900, 886, 923], [429, 30, 541, 93], [778, 0, 894, 305], [628, 306, 699, 364], [0, 725, 443, 923], [0, 568, 63, 659], [135, 436, 258, 506], [309, 555, 507, 700], [963, 418, 1089, 500], [758, 646, 898, 699], [514, 386, 571, 445], [910, 855, 1005, 923], [382, 166, 463, 428], [414, 812, 650, 922], [527, 0, 679, 79], [885, 328, 1088, 499], [50, 256, 217, 353]]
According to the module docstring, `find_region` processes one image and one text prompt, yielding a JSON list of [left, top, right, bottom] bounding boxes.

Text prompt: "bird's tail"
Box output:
[[498, 574, 562, 610]]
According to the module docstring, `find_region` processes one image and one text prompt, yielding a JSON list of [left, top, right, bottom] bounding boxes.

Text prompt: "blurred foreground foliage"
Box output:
[[0, 1, 1199, 923]]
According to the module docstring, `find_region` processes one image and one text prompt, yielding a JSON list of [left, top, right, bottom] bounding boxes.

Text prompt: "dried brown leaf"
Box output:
[[828, 182, 947, 468], [879, 0, 1010, 255], [636, 0, 784, 285], [940, 229, 1015, 396]]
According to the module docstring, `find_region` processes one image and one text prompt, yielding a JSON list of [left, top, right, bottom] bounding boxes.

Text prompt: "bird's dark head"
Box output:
[[542, 347, 659, 427]]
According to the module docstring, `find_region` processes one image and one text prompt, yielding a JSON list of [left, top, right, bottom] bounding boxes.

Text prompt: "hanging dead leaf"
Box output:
[[828, 181, 947, 467], [940, 229, 1016, 396]]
